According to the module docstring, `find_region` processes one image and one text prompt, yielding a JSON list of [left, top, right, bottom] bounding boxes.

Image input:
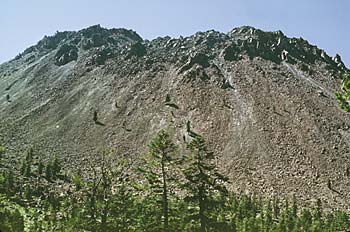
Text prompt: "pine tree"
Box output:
[[45, 155, 62, 181], [299, 208, 313, 230], [291, 194, 297, 218], [265, 200, 273, 231], [109, 157, 136, 231], [313, 198, 322, 227], [38, 159, 44, 175], [21, 148, 34, 177], [76, 149, 134, 231], [100, 154, 112, 231], [182, 133, 229, 232], [51, 155, 61, 179], [139, 130, 178, 232], [4, 170, 15, 193], [45, 163, 52, 181], [273, 195, 280, 219]]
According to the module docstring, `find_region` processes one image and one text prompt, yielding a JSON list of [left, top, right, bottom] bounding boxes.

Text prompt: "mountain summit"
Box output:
[[1, 25, 349, 210]]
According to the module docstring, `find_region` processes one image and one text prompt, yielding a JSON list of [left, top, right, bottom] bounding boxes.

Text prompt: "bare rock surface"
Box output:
[[1, 25, 350, 210]]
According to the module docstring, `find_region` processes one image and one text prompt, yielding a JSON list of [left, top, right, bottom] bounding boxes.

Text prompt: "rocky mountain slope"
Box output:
[[1, 25, 349, 210]]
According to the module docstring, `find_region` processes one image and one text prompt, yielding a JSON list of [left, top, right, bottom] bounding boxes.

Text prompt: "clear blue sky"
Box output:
[[1, 0, 349, 66]]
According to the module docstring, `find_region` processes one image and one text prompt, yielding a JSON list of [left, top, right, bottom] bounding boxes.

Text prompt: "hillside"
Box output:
[[0, 24, 350, 210]]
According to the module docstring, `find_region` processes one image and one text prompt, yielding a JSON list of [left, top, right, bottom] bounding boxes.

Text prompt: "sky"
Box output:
[[0, 0, 349, 66]]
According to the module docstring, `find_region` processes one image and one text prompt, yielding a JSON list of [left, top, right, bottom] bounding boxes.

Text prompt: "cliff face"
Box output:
[[1, 25, 349, 209]]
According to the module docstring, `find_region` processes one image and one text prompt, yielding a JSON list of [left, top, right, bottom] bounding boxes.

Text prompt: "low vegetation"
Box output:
[[335, 72, 350, 112], [0, 131, 349, 231]]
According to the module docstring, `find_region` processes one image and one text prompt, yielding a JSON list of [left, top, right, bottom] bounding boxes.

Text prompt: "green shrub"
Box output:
[[335, 73, 350, 112]]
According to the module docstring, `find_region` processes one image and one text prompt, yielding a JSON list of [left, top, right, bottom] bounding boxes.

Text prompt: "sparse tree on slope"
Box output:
[[182, 133, 229, 232]]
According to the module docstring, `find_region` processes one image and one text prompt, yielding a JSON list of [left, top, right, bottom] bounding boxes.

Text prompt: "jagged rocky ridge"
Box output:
[[0, 25, 350, 210]]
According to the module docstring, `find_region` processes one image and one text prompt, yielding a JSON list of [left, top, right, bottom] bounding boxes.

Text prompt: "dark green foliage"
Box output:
[[300, 63, 309, 71], [165, 94, 171, 103], [165, 94, 179, 109], [72, 173, 83, 191], [0, 132, 350, 231], [165, 102, 180, 109], [0, 145, 5, 157], [45, 163, 52, 181], [54, 44, 78, 66], [38, 159, 44, 175], [107, 166, 136, 232], [127, 42, 146, 58], [93, 46, 112, 65], [45, 155, 62, 181], [51, 155, 62, 176], [20, 148, 33, 177], [223, 45, 238, 61], [24, 185, 32, 200], [148, 130, 177, 231], [182, 133, 229, 231], [56, 149, 139, 232], [0, 170, 15, 194], [0, 195, 25, 232], [186, 120, 191, 132], [93, 110, 98, 122], [139, 130, 178, 231]]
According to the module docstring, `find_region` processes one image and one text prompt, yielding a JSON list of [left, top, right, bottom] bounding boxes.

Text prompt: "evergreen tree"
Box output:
[[139, 130, 178, 232], [3, 170, 15, 194], [45, 155, 62, 181], [108, 158, 136, 231], [0, 195, 25, 232], [266, 200, 273, 231], [182, 133, 229, 232], [273, 195, 280, 219], [20, 148, 34, 177], [313, 198, 323, 230], [2, 131, 350, 231], [149, 130, 177, 231], [51, 155, 61, 177], [45, 163, 53, 181], [299, 208, 313, 231], [38, 159, 44, 175]]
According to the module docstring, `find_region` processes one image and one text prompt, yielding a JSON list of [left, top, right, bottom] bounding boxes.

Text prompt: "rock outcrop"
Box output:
[[0, 25, 349, 210], [54, 44, 78, 66]]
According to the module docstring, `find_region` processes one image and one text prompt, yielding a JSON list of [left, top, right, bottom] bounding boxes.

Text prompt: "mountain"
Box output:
[[1, 24, 349, 210]]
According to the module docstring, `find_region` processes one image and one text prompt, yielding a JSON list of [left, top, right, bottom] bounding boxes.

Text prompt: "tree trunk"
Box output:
[[101, 200, 108, 230], [199, 186, 206, 232], [161, 158, 169, 232]]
